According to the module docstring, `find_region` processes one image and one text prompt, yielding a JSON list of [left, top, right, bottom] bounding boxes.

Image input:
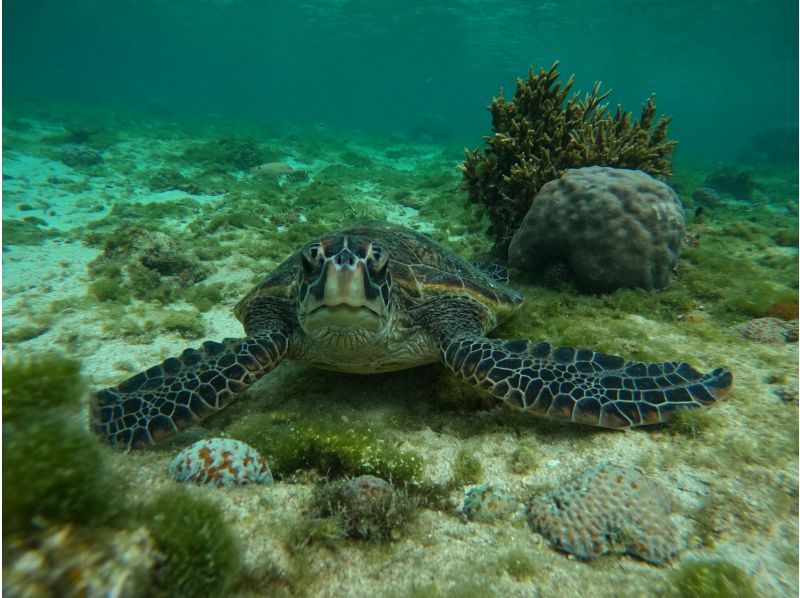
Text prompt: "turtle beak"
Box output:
[[299, 244, 390, 333], [323, 250, 377, 309]]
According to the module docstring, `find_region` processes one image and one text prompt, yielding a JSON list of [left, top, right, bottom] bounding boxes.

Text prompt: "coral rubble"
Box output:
[[462, 62, 676, 251]]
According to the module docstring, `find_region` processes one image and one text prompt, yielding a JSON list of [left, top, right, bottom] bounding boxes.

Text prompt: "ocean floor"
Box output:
[[3, 104, 798, 596]]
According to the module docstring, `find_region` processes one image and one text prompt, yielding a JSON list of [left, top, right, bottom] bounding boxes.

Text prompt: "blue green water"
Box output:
[[3, 2, 799, 596], [5, 0, 797, 159]]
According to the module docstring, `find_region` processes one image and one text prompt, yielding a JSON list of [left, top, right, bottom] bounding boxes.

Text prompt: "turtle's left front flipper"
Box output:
[[91, 332, 289, 450], [439, 336, 732, 428]]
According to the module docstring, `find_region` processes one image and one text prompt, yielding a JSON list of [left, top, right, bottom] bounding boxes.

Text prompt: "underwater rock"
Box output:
[[59, 144, 103, 167], [462, 62, 675, 251], [148, 168, 202, 194], [692, 187, 722, 208], [508, 166, 685, 292], [526, 463, 681, 564], [345, 475, 392, 504], [315, 475, 416, 541], [730, 317, 798, 344], [169, 438, 273, 487], [461, 483, 522, 522], [703, 166, 756, 199], [774, 384, 798, 404]]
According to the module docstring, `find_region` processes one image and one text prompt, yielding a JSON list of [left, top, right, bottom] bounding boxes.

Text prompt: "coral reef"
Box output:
[[462, 62, 676, 250], [508, 166, 685, 292], [730, 317, 798, 343], [170, 438, 273, 487], [526, 463, 680, 564]]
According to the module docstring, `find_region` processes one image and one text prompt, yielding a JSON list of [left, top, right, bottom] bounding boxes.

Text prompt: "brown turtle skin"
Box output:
[[90, 220, 732, 450]]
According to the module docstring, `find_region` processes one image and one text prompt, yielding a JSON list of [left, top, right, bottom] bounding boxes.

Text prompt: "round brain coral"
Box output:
[[526, 463, 681, 564], [508, 166, 686, 292], [169, 438, 273, 487]]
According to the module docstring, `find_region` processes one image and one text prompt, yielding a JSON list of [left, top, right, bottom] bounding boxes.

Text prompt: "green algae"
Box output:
[[181, 135, 266, 171], [182, 282, 225, 312], [451, 449, 484, 486], [507, 446, 542, 474], [3, 355, 124, 535], [137, 487, 240, 598], [669, 560, 758, 598], [89, 277, 131, 303], [309, 478, 419, 541], [228, 416, 424, 485], [671, 407, 720, 439], [2, 218, 59, 245], [161, 309, 206, 339]]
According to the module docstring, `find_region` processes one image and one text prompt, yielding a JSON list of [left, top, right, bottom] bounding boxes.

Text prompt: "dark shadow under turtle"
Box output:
[[91, 221, 732, 450]]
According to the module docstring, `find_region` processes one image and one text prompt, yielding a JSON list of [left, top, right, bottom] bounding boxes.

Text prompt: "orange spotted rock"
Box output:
[[169, 438, 273, 487]]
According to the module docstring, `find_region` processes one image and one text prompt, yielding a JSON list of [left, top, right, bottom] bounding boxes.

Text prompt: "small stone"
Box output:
[[169, 438, 273, 488], [461, 483, 521, 522]]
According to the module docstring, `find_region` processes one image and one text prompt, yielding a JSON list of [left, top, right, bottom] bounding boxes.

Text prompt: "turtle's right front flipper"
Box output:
[[90, 332, 288, 450]]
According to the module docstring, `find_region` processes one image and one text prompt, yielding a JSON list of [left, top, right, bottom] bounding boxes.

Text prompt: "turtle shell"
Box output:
[[235, 220, 523, 324]]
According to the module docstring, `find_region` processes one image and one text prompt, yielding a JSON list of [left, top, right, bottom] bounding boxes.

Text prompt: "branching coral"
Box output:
[[461, 62, 676, 251]]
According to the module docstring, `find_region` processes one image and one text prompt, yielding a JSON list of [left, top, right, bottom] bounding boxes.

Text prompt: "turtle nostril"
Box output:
[[335, 251, 356, 268]]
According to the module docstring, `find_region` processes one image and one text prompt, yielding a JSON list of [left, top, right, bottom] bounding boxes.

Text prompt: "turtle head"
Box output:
[[296, 235, 393, 342]]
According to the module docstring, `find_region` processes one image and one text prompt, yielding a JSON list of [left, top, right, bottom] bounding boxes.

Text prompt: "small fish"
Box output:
[[251, 162, 294, 176]]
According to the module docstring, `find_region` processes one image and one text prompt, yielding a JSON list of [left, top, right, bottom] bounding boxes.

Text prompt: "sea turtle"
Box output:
[[91, 221, 733, 450]]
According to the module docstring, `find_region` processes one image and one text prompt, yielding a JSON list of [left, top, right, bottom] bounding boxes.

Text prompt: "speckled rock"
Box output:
[[60, 144, 104, 167], [345, 475, 392, 504], [169, 438, 273, 487], [730, 318, 798, 343], [527, 463, 680, 564], [508, 166, 685, 292], [461, 483, 521, 522]]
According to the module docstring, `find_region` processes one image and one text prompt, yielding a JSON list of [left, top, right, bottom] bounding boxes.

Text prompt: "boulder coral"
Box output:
[[508, 166, 685, 292], [461, 62, 676, 251]]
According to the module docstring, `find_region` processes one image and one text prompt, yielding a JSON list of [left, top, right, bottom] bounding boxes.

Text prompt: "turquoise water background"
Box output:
[[5, 0, 798, 160]]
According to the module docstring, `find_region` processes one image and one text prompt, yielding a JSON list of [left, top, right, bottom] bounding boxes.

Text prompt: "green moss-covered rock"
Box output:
[[310, 476, 419, 541], [138, 487, 240, 598], [228, 416, 424, 484], [2, 355, 123, 535], [161, 309, 206, 339], [182, 136, 264, 171], [451, 449, 484, 486]]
